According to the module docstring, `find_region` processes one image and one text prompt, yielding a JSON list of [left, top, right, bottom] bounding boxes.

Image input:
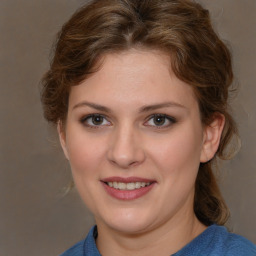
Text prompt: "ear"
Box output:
[[57, 121, 70, 160], [200, 113, 225, 163]]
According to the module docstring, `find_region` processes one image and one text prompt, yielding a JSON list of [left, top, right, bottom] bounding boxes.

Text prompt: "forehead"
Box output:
[[68, 49, 198, 111]]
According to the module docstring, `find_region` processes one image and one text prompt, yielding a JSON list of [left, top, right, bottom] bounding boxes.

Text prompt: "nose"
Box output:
[[107, 124, 145, 169]]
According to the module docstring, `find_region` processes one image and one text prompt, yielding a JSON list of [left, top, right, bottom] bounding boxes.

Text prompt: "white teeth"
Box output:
[[135, 182, 141, 189], [113, 182, 118, 189], [106, 181, 151, 190], [119, 183, 126, 190], [126, 183, 136, 190]]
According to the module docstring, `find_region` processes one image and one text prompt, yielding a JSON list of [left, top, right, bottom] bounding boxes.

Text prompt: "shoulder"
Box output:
[[173, 224, 256, 256], [59, 226, 101, 256], [221, 229, 256, 256], [59, 239, 85, 256], [204, 225, 256, 256]]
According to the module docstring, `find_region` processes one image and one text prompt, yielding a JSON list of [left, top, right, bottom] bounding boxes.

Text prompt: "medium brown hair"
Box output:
[[41, 0, 238, 226]]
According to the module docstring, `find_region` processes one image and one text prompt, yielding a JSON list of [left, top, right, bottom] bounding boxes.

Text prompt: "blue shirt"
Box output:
[[59, 225, 256, 256]]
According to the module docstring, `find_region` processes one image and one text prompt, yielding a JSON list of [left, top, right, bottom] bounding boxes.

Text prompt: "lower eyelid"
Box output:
[[147, 115, 176, 124], [166, 117, 176, 123], [80, 114, 176, 128], [80, 114, 112, 127]]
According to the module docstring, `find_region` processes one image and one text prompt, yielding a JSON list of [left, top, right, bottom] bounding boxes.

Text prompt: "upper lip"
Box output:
[[101, 176, 156, 183]]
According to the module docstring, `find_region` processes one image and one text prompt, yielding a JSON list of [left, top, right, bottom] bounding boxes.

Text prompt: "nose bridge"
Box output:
[[107, 121, 145, 168]]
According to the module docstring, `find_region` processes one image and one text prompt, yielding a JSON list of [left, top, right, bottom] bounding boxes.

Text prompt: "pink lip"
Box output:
[[101, 176, 156, 201], [101, 176, 155, 183]]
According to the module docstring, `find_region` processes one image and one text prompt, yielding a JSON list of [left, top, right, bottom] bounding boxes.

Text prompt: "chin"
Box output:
[[98, 208, 156, 235], [110, 220, 153, 235]]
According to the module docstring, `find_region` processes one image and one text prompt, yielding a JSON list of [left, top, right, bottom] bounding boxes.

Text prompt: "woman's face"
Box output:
[[59, 49, 212, 234]]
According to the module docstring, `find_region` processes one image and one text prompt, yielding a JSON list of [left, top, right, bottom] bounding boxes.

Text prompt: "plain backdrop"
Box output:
[[1, 0, 255, 255]]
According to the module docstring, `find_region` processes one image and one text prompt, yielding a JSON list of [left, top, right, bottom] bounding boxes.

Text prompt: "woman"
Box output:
[[41, 0, 256, 255]]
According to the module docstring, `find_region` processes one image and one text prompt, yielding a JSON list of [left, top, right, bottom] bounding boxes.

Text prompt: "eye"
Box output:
[[81, 114, 111, 127], [145, 114, 176, 128]]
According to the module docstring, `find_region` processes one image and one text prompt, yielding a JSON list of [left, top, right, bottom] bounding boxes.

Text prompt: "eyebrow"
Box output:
[[138, 102, 186, 113], [72, 101, 187, 113], [72, 102, 112, 113]]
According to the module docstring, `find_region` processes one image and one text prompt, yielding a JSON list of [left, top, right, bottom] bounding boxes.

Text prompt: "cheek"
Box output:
[[148, 125, 203, 178], [65, 130, 106, 177], [65, 130, 108, 213]]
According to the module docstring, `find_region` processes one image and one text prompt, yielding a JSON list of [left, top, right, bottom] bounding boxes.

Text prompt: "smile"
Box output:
[[101, 177, 156, 200], [106, 181, 152, 190]]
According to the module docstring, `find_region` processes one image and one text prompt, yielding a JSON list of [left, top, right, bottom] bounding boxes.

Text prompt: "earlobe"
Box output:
[[200, 114, 225, 163], [57, 121, 70, 160]]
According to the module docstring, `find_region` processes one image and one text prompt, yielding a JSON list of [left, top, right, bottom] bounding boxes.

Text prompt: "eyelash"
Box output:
[[80, 114, 176, 129], [144, 114, 176, 128], [80, 114, 111, 128]]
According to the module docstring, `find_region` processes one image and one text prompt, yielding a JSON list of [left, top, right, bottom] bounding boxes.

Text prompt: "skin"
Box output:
[[59, 49, 224, 256]]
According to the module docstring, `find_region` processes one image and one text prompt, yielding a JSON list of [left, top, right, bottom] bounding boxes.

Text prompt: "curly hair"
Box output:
[[41, 0, 238, 226]]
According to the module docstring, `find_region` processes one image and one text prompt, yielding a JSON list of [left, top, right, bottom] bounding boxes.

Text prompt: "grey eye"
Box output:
[[81, 114, 111, 127], [91, 115, 104, 125], [145, 114, 176, 128], [153, 116, 166, 126]]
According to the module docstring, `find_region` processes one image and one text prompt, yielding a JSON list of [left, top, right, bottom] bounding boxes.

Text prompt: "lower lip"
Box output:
[[102, 182, 155, 200]]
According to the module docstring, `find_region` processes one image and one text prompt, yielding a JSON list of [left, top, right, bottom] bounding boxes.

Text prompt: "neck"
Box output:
[[96, 211, 206, 256]]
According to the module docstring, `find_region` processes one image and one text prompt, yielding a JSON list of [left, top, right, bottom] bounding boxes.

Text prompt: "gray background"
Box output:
[[1, 0, 255, 255]]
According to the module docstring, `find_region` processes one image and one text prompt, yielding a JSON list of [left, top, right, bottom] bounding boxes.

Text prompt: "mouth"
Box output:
[[104, 181, 152, 190], [101, 177, 156, 200]]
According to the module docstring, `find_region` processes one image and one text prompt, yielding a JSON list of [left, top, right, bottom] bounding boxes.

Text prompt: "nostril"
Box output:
[[109, 158, 137, 169], [107, 134, 146, 168]]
